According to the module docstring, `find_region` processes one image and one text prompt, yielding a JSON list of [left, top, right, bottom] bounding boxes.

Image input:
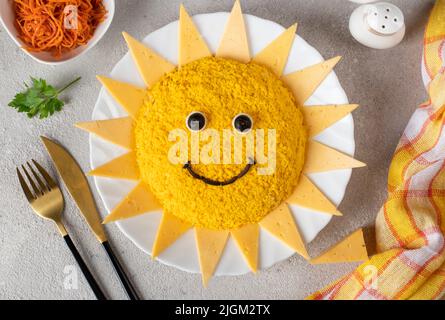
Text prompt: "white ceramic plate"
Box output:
[[90, 12, 354, 276], [0, 0, 115, 65]]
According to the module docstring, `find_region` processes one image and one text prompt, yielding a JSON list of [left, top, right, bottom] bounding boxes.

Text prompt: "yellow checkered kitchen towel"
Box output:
[[310, 0, 445, 300]]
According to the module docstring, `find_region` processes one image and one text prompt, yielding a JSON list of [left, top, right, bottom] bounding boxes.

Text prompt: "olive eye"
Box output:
[[232, 113, 253, 134], [186, 111, 206, 131]]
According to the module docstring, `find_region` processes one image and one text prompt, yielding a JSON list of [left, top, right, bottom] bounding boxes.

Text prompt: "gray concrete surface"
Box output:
[[0, 0, 433, 300]]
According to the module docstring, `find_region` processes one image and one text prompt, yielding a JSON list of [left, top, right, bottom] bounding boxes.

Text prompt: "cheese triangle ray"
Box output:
[[179, 4, 212, 66], [231, 224, 259, 272], [195, 229, 229, 286], [304, 141, 366, 173], [302, 104, 358, 137], [283, 56, 341, 106], [122, 32, 175, 87], [311, 228, 368, 264], [152, 212, 192, 257], [88, 152, 139, 180], [216, 0, 250, 63], [97, 76, 147, 118], [103, 182, 161, 223], [287, 175, 342, 216], [252, 24, 297, 76], [75, 117, 134, 149], [259, 203, 308, 259]]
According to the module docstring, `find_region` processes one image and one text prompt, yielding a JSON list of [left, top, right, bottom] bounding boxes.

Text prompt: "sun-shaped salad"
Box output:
[[77, 1, 365, 285]]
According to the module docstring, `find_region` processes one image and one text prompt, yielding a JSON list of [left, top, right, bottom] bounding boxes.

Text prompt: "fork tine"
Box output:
[[27, 162, 48, 193], [16, 167, 35, 201], [32, 159, 57, 189], [22, 164, 41, 196]]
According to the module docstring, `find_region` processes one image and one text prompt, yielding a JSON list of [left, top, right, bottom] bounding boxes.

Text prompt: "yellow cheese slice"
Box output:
[[311, 228, 368, 264], [216, 0, 250, 63], [152, 212, 192, 257], [88, 152, 139, 180], [97, 76, 147, 118], [252, 23, 297, 77], [195, 229, 229, 286], [179, 4, 212, 67], [103, 182, 161, 223], [304, 141, 366, 173], [122, 32, 175, 87], [301, 104, 358, 137], [287, 175, 342, 216], [75, 117, 134, 150], [259, 203, 308, 259], [231, 224, 259, 272], [283, 56, 341, 106]]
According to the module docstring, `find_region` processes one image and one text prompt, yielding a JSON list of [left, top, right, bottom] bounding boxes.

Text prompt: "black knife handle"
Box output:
[[102, 241, 141, 300], [63, 234, 107, 300]]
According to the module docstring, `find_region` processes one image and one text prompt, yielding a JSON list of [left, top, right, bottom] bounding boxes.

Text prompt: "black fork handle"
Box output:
[[102, 241, 141, 300], [63, 234, 107, 300]]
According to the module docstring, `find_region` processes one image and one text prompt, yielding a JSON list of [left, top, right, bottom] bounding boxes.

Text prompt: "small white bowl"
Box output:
[[0, 0, 115, 65]]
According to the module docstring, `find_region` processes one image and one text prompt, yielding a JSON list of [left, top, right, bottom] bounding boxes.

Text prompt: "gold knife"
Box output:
[[41, 136, 140, 300]]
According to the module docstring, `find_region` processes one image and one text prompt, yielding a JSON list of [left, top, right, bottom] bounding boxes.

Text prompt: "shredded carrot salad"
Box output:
[[14, 0, 107, 56]]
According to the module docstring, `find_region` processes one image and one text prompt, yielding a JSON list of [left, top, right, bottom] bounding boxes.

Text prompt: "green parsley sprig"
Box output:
[[8, 77, 81, 119]]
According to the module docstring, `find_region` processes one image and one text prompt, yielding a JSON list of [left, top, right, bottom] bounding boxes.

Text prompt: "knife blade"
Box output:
[[41, 136, 140, 300], [41, 136, 107, 243]]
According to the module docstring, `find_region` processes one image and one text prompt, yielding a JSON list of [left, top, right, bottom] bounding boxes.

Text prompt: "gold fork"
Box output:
[[16, 159, 107, 300]]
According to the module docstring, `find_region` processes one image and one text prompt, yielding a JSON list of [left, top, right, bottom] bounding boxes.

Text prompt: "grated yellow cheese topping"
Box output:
[[134, 56, 307, 230]]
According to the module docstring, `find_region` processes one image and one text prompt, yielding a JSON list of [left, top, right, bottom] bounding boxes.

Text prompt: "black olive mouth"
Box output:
[[183, 158, 256, 186]]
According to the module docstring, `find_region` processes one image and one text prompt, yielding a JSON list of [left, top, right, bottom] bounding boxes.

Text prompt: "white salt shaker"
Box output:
[[349, 2, 405, 49]]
